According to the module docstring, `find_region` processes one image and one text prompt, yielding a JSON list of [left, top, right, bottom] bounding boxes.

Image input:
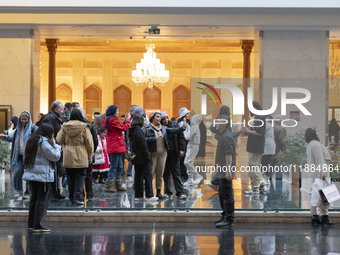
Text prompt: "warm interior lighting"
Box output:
[[132, 42, 169, 88]]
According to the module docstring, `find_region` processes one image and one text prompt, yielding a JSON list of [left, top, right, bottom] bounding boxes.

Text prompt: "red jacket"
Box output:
[[103, 117, 130, 154]]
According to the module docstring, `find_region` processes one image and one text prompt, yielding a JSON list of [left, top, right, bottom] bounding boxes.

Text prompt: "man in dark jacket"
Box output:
[[160, 112, 187, 200], [41, 101, 65, 200], [42, 101, 64, 137], [214, 114, 236, 228]]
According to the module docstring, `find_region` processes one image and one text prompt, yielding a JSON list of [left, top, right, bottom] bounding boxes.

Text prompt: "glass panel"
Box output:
[[335, 108, 340, 122], [0, 78, 337, 212], [329, 108, 333, 121]]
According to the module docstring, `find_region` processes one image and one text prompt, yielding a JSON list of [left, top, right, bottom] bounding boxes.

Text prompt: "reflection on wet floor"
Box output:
[[0, 172, 333, 211], [0, 171, 332, 211], [2, 223, 340, 254]]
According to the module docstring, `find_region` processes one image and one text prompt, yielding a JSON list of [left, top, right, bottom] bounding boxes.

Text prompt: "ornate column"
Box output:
[[241, 40, 254, 125], [45, 39, 59, 108]]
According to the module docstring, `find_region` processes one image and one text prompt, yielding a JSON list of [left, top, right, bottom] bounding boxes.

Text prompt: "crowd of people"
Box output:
[[0, 100, 337, 231]]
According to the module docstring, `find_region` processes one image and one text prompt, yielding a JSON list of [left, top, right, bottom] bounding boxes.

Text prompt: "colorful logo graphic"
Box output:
[[196, 82, 222, 106]]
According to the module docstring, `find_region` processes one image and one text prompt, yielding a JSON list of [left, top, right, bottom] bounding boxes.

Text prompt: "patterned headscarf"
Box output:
[[11, 111, 35, 167]]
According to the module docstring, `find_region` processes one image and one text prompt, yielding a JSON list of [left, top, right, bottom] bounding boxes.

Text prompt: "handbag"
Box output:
[[319, 183, 340, 206], [127, 151, 136, 162], [127, 132, 136, 162], [120, 193, 130, 208], [93, 152, 105, 165]]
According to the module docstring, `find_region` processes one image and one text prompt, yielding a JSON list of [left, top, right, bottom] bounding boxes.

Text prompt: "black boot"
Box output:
[[215, 217, 234, 228], [215, 215, 224, 224], [156, 189, 164, 199], [321, 215, 335, 225], [311, 215, 322, 225]]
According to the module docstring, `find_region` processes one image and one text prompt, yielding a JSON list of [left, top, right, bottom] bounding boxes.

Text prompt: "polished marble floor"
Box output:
[[1, 135, 338, 211], [0, 170, 337, 211], [1, 222, 340, 254]]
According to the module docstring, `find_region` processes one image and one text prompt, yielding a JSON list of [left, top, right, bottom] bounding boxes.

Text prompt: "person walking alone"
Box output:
[[306, 127, 335, 225]]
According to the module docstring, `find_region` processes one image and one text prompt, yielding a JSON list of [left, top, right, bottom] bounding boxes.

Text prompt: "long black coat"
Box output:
[[166, 121, 186, 158], [128, 125, 151, 166], [197, 120, 207, 158], [143, 124, 184, 153]]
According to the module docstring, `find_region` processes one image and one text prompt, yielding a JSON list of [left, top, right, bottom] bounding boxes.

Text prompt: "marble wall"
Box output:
[[0, 31, 32, 119], [260, 31, 329, 142]]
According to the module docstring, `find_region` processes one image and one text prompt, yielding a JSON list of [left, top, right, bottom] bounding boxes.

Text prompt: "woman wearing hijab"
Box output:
[[145, 112, 186, 199], [0, 111, 38, 199], [56, 109, 94, 205], [23, 123, 61, 232], [305, 127, 334, 225], [128, 114, 158, 201], [8, 116, 19, 136], [103, 105, 130, 192]]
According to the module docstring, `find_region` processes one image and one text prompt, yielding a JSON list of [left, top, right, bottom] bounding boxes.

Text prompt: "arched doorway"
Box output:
[[114, 85, 131, 120], [56, 84, 72, 106], [173, 85, 190, 119], [84, 85, 102, 121], [144, 86, 161, 110]]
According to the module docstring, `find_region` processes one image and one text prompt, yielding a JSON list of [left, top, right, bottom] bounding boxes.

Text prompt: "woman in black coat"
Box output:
[[128, 114, 158, 201]]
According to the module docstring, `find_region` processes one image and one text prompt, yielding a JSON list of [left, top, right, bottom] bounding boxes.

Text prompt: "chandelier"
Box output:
[[132, 42, 170, 88]]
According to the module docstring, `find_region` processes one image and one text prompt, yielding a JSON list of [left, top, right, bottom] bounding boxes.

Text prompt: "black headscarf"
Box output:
[[69, 108, 84, 121], [305, 128, 320, 143], [219, 105, 230, 116], [11, 116, 19, 129]]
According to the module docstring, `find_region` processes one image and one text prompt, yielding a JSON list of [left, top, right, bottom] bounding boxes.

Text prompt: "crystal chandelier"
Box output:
[[132, 42, 170, 88]]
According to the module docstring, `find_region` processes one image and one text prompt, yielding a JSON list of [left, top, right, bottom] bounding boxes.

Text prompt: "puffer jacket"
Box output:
[[166, 121, 186, 158], [56, 120, 94, 168], [103, 117, 130, 154], [23, 137, 61, 183], [184, 115, 202, 145], [143, 123, 184, 153]]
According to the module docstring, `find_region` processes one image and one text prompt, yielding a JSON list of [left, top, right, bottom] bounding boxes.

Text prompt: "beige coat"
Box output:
[[56, 120, 94, 168]]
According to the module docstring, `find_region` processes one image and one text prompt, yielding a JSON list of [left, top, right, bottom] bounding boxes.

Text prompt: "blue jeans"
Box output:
[[107, 153, 124, 180], [13, 155, 24, 193]]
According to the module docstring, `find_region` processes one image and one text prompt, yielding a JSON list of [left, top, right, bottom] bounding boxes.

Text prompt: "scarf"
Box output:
[[151, 123, 162, 132], [105, 105, 118, 133], [11, 111, 34, 167]]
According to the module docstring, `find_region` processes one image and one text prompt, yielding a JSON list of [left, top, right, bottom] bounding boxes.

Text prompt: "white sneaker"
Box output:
[[127, 177, 133, 183], [163, 194, 172, 199], [260, 186, 268, 193], [134, 197, 143, 202], [244, 189, 253, 194], [194, 189, 203, 199], [193, 174, 203, 185], [178, 194, 187, 200], [183, 178, 195, 187], [144, 197, 159, 201], [14, 192, 21, 199], [23, 194, 30, 200]]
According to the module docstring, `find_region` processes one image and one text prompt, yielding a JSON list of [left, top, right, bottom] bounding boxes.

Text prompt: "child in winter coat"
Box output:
[[92, 127, 110, 184]]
